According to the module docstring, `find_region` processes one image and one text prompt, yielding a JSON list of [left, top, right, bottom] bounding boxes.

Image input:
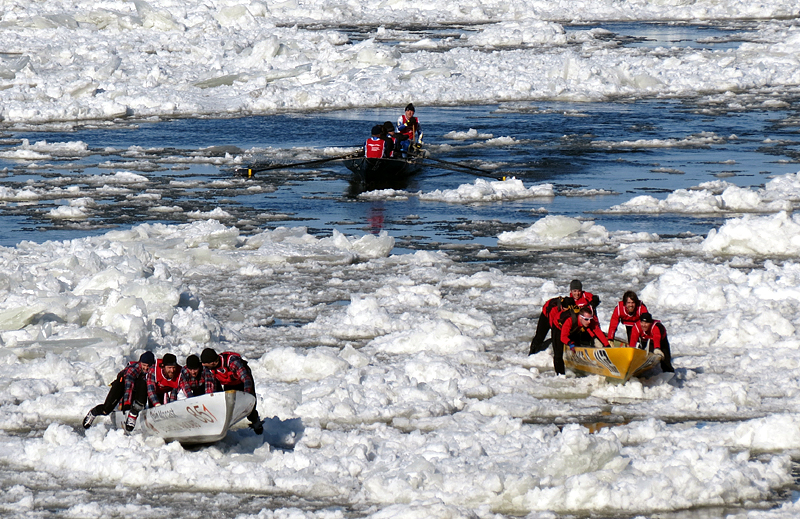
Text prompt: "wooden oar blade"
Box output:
[[234, 150, 363, 177]]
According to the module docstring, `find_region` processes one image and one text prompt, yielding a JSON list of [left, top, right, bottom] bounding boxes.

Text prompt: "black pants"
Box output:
[[552, 336, 565, 375], [93, 378, 147, 416], [529, 314, 553, 355], [659, 338, 675, 372]]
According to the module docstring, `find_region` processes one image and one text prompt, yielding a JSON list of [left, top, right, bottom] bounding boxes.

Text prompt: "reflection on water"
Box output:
[[367, 204, 386, 233]]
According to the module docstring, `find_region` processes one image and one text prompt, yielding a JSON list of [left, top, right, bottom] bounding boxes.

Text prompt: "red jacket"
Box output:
[[573, 290, 599, 309], [630, 321, 668, 350], [607, 301, 649, 340], [541, 296, 574, 327], [560, 310, 609, 347]]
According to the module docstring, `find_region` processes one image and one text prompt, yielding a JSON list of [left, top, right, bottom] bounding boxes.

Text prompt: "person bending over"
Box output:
[[630, 312, 675, 373], [171, 354, 219, 400], [529, 296, 576, 355], [83, 351, 154, 431], [201, 348, 263, 434], [556, 306, 610, 374]]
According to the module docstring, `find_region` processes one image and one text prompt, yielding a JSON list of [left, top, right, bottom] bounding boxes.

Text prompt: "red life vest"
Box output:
[[153, 359, 181, 404], [211, 352, 245, 386], [615, 301, 647, 326], [573, 291, 596, 309], [365, 136, 387, 158], [632, 321, 667, 350]]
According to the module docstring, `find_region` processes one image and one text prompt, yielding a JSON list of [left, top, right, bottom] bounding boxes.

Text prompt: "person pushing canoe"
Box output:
[[201, 348, 263, 434]]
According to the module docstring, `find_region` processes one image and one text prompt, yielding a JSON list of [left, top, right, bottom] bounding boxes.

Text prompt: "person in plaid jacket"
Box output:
[[201, 348, 262, 434], [83, 351, 154, 431], [171, 354, 219, 400]]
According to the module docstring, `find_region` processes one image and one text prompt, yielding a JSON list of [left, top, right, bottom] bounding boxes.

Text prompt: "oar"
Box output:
[[423, 155, 508, 179], [236, 150, 363, 178]]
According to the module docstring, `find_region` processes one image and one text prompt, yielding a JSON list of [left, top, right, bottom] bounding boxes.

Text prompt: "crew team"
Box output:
[[365, 103, 421, 159], [529, 280, 675, 375], [82, 348, 263, 434]]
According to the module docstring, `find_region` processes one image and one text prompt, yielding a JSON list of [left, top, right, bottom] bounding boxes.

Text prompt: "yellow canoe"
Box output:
[[563, 341, 662, 384]]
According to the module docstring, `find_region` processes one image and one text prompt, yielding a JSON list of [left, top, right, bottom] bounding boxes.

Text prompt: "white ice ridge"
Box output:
[[0, 1, 799, 124]]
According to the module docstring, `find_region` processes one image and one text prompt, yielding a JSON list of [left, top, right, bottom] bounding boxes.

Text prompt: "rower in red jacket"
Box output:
[[560, 305, 610, 348], [629, 312, 675, 373], [607, 290, 648, 342], [551, 305, 610, 375]]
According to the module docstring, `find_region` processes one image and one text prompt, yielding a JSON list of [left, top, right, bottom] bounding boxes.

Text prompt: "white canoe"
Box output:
[[112, 390, 256, 444]]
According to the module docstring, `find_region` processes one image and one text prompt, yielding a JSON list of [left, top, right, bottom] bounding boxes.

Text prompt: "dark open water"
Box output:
[[1, 96, 798, 251]]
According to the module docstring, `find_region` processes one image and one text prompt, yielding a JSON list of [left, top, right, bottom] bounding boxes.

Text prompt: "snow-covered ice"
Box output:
[[2, 0, 800, 517]]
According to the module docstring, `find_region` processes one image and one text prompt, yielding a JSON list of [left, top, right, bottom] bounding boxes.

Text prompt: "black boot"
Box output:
[[82, 408, 98, 429], [248, 409, 263, 434]]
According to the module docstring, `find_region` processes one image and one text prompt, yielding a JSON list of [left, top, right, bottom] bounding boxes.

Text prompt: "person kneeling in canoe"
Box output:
[[201, 348, 263, 434], [83, 351, 154, 431], [145, 353, 181, 407], [630, 312, 675, 373], [549, 306, 610, 375], [171, 354, 219, 400]]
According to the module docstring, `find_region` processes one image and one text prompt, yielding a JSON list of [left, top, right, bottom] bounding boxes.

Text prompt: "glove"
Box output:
[[568, 343, 576, 351], [653, 349, 665, 359]]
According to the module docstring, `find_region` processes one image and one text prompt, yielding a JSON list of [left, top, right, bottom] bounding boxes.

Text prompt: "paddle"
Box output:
[[235, 150, 364, 178], [423, 155, 508, 180]]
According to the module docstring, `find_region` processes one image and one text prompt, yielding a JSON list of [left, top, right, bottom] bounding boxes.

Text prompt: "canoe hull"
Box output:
[[564, 345, 662, 384], [343, 156, 424, 187], [112, 390, 255, 444]]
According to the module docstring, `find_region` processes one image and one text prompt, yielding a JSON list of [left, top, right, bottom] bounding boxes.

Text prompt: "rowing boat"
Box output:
[[563, 340, 663, 384], [343, 153, 424, 187], [111, 390, 255, 444]]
